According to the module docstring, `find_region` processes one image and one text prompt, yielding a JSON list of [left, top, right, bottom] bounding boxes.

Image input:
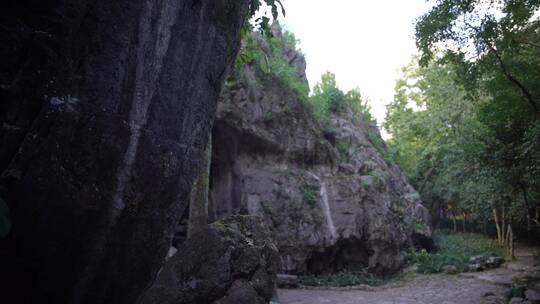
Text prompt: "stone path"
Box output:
[[278, 243, 537, 304], [278, 273, 503, 304]]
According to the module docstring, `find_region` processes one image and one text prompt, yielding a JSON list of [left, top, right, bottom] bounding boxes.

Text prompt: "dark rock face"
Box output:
[[0, 1, 248, 303], [210, 32, 432, 276], [141, 216, 279, 304]]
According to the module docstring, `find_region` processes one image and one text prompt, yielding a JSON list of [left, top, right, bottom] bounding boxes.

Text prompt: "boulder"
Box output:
[[140, 216, 279, 304], [468, 256, 505, 271], [276, 274, 300, 288], [487, 257, 506, 268], [470, 256, 488, 264], [468, 263, 484, 272], [481, 295, 507, 304], [513, 268, 540, 288], [526, 289, 540, 304]]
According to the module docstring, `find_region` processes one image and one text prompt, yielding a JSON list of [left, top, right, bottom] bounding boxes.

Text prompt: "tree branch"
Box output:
[[465, 22, 540, 115], [487, 42, 540, 114]]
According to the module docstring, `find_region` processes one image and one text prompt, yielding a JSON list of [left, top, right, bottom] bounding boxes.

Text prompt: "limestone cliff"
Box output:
[[210, 31, 433, 275], [0, 1, 248, 302]]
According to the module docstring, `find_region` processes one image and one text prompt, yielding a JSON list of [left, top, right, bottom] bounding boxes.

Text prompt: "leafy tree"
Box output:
[[310, 72, 374, 127], [390, 0, 540, 247]]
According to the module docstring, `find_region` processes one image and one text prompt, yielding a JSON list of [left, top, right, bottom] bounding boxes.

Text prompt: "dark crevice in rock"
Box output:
[[305, 238, 372, 275], [412, 232, 435, 252]]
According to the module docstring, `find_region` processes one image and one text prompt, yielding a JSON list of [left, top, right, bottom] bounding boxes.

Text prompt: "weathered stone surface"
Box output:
[[526, 289, 540, 303], [0, 1, 248, 303], [140, 216, 279, 304], [510, 297, 525, 304], [469, 263, 485, 272], [482, 295, 507, 304], [210, 30, 432, 275], [277, 274, 300, 288]]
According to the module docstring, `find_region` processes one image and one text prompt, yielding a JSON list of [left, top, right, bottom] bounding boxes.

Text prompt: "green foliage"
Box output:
[[303, 189, 318, 207], [0, 198, 11, 239], [300, 270, 383, 287], [336, 143, 349, 162], [366, 129, 395, 166], [392, 0, 540, 230], [236, 27, 309, 100], [386, 54, 540, 228], [248, 0, 285, 37], [407, 231, 504, 274], [367, 129, 384, 154], [309, 72, 375, 127]]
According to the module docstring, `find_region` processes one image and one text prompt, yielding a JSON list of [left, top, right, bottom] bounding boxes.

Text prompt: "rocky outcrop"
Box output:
[[141, 216, 279, 304], [210, 31, 432, 275], [0, 1, 248, 303]]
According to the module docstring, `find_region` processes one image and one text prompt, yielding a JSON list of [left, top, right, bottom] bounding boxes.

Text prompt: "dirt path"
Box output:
[[278, 244, 537, 304]]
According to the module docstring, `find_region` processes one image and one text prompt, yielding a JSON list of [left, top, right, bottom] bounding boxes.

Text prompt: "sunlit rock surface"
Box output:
[[210, 31, 432, 276]]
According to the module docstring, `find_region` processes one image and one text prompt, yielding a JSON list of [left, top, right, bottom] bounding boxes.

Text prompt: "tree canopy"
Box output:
[[385, 0, 540, 240]]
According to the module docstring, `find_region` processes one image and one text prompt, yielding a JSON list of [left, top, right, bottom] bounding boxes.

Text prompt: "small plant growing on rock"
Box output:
[[336, 142, 349, 162], [303, 189, 318, 207]]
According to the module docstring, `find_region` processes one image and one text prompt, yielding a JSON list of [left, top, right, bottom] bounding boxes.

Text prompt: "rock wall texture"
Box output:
[[141, 216, 279, 304], [0, 1, 248, 303], [210, 31, 433, 276]]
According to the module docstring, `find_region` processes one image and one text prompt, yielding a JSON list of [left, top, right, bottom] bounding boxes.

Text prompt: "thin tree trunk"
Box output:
[[493, 209, 502, 245], [518, 182, 532, 231], [502, 201, 506, 244], [453, 212, 457, 233]]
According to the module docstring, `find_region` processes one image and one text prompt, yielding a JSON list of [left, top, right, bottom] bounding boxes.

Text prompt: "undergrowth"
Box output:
[[407, 231, 504, 274], [300, 270, 383, 287]]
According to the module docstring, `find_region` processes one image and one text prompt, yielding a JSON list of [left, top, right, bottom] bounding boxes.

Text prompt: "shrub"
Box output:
[[407, 231, 504, 274], [300, 270, 383, 287], [236, 27, 309, 101], [303, 189, 318, 207], [336, 143, 349, 162], [309, 73, 375, 128]]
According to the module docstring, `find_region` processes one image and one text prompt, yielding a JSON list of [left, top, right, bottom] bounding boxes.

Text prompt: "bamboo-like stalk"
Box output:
[[493, 209, 502, 245]]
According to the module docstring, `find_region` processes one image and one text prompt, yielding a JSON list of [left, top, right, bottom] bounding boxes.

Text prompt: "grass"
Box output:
[[300, 270, 384, 287], [407, 230, 504, 274]]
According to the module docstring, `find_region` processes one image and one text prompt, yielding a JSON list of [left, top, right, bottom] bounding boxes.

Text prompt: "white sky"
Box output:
[[277, 0, 434, 126]]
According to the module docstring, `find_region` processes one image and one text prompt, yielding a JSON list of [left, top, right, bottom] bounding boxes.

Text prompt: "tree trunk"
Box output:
[[493, 209, 503, 245], [453, 212, 458, 233], [188, 134, 212, 237], [505, 224, 515, 259], [502, 201, 507, 244], [518, 182, 532, 231]]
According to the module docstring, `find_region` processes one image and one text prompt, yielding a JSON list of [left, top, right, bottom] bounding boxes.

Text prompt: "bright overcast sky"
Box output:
[[277, 0, 434, 126]]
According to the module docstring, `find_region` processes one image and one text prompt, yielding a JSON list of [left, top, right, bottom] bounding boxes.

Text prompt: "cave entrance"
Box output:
[[305, 238, 372, 275]]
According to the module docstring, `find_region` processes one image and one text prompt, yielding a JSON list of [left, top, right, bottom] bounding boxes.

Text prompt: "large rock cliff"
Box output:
[[0, 1, 248, 302], [210, 31, 433, 275]]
